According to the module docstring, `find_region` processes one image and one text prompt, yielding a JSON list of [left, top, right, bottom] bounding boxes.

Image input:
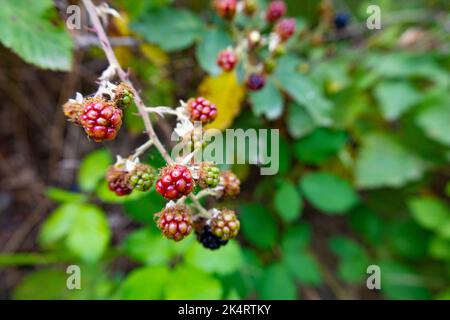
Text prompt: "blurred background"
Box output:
[[0, 0, 449, 299]]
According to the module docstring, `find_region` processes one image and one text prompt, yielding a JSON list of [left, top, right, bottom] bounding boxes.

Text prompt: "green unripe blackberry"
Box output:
[[114, 82, 134, 109], [128, 164, 156, 192], [198, 163, 220, 189]]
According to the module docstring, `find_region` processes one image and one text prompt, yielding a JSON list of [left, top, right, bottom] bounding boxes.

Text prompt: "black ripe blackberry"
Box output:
[[196, 226, 228, 250], [334, 12, 350, 30]]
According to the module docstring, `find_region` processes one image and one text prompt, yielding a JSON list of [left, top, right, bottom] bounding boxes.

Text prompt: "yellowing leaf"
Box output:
[[198, 72, 245, 130], [114, 46, 132, 67], [140, 44, 169, 67], [112, 11, 132, 66], [113, 12, 131, 36]]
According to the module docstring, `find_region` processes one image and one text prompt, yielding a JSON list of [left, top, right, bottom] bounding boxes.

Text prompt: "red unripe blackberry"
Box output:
[[266, 0, 286, 23], [219, 170, 240, 198], [106, 165, 132, 196], [155, 165, 194, 200], [155, 204, 193, 241], [80, 98, 122, 142], [214, 0, 237, 20], [275, 18, 296, 41], [210, 209, 240, 240], [217, 49, 238, 72], [187, 97, 218, 124], [246, 73, 266, 91], [196, 225, 228, 250]]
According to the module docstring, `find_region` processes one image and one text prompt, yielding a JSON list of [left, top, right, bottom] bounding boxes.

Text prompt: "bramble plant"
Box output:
[[1, 0, 449, 301]]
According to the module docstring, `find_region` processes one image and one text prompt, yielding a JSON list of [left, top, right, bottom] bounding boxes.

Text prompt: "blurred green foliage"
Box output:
[[0, 0, 449, 300]]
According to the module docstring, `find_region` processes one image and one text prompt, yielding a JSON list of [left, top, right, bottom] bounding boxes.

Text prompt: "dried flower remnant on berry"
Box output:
[[106, 165, 132, 196]]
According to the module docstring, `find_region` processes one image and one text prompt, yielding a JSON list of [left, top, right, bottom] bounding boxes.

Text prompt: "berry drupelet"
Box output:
[[155, 165, 194, 200], [80, 98, 122, 142], [196, 225, 228, 250], [186, 97, 218, 124]]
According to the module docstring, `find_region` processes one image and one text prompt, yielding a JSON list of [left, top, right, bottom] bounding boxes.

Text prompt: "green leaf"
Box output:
[[408, 197, 450, 231], [281, 224, 311, 252], [0, 0, 73, 70], [386, 220, 429, 260], [13, 269, 68, 300], [120, 266, 169, 299], [195, 28, 231, 75], [329, 237, 369, 283], [274, 181, 302, 222], [300, 172, 358, 214], [275, 55, 333, 126], [349, 205, 383, 244], [39, 203, 111, 262], [258, 264, 297, 299], [283, 250, 323, 285], [240, 203, 278, 250], [286, 102, 316, 138], [378, 261, 432, 299], [249, 79, 284, 120], [329, 236, 367, 259], [123, 229, 176, 266], [185, 240, 243, 275], [132, 7, 204, 51], [355, 134, 425, 189], [39, 203, 79, 246], [45, 187, 86, 204], [374, 81, 420, 121], [415, 95, 450, 147], [65, 205, 111, 262], [429, 236, 450, 260], [77, 149, 112, 192], [165, 265, 222, 299], [293, 128, 347, 164], [123, 190, 166, 223]]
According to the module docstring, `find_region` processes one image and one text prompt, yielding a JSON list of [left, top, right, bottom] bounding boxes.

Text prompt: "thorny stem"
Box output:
[[82, 0, 209, 216]]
